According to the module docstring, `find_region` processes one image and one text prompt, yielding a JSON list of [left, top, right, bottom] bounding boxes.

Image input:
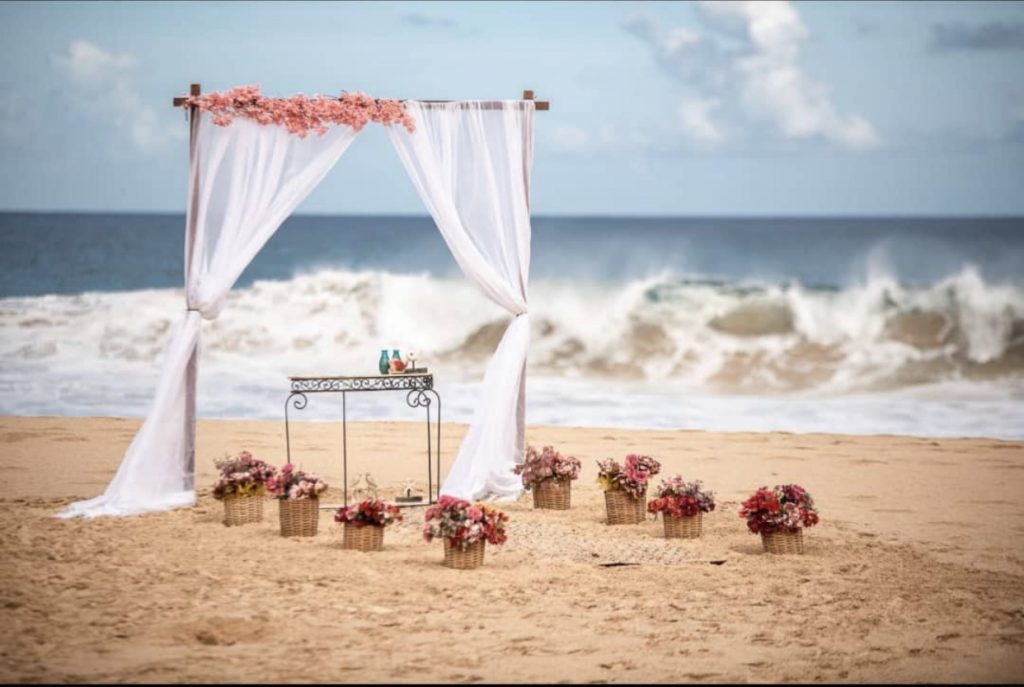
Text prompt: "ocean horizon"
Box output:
[[2, 211, 1022, 439]]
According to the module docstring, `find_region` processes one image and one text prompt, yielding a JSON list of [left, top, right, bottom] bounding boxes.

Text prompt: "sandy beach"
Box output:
[[1, 415, 1023, 683]]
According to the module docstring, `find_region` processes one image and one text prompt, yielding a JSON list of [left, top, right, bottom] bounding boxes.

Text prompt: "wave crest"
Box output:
[[2, 265, 1022, 394]]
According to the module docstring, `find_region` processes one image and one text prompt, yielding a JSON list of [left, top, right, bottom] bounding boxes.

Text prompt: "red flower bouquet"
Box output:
[[648, 475, 716, 517], [423, 495, 509, 569], [740, 484, 819, 554], [649, 475, 715, 539], [334, 498, 402, 552], [334, 498, 402, 528], [739, 484, 819, 534]]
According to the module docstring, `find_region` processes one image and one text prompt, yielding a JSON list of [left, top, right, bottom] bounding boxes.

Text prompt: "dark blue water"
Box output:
[[1, 212, 1022, 298]]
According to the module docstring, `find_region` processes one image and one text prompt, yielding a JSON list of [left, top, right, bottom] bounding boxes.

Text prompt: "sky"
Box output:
[[1, 0, 1023, 216]]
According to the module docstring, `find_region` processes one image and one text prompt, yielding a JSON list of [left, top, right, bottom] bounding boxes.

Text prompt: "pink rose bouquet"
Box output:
[[596, 454, 662, 498], [211, 450, 276, 500], [334, 498, 402, 528], [179, 85, 416, 137], [647, 475, 716, 518], [265, 463, 328, 501], [423, 495, 509, 552], [739, 484, 819, 535], [513, 445, 581, 489]]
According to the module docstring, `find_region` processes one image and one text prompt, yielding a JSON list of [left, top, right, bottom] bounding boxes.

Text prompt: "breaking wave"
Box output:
[[2, 264, 1022, 398]]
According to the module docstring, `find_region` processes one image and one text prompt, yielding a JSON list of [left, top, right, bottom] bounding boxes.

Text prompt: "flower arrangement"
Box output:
[[334, 498, 403, 528], [596, 454, 662, 498], [178, 85, 415, 137], [265, 463, 328, 501], [211, 450, 276, 500], [422, 495, 508, 552], [739, 484, 819, 535], [647, 475, 716, 518], [335, 498, 402, 551], [513, 445, 581, 489]]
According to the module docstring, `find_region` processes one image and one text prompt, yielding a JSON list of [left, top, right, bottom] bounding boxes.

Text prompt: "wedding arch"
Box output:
[[60, 84, 550, 518]]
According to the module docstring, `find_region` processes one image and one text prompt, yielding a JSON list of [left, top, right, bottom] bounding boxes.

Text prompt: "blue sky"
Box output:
[[1, 0, 1022, 216]]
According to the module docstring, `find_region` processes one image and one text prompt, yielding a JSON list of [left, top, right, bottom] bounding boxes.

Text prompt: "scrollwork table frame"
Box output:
[[284, 373, 441, 507]]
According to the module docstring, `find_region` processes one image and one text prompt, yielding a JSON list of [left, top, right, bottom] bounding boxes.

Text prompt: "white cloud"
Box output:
[[711, 1, 880, 149], [677, 97, 724, 145], [548, 125, 592, 153], [545, 123, 656, 156], [663, 26, 702, 52], [51, 40, 182, 154], [52, 40, 136, 90], [627, 1, 881, 151]]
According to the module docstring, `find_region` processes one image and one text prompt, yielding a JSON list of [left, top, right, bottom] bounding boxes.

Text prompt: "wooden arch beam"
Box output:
[[173, 84, 550, 110]]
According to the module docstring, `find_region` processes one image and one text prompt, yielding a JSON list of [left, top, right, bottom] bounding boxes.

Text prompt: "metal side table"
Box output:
[[284, 373, 441, 507]]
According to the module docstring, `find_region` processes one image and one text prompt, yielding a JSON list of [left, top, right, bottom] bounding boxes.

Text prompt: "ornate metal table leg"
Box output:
[[284, 392, 308, 466], [406, 389, 440, 504], [426, 389, 441, 503], [342, 390, 348, 507]]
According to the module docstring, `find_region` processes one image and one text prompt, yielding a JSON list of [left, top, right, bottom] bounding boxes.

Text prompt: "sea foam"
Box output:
[[1, 265, 1022, 438]]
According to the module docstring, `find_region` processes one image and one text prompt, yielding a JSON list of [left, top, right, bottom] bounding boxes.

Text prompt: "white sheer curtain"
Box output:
[[60, 113, 358, 518], [388, 100, 534, 501]]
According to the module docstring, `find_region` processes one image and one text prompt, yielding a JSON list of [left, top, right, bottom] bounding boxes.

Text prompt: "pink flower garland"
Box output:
[[178, 84, 415, 138]]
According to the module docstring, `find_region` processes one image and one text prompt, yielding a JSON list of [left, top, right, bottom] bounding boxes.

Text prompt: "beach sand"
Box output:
[[1, 415, 1023, 683]]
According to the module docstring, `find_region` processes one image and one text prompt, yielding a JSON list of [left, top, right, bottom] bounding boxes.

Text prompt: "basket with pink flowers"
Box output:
[[513, 445, 581, 510], [647, 475, 716, 539], [423, 496, 509, 569], [596, 454, 661, 525], [266, 464, 328, 537], [333, 498, 403, 552], [211, 451, 276, 527], [739, 484, 820, 554]]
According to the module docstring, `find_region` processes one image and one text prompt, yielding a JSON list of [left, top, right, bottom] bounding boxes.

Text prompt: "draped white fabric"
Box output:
[[388, 101, 534, 501], [59, 113, 358, 518]]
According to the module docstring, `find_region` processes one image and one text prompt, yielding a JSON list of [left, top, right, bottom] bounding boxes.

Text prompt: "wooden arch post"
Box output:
[[183, 83, 200, 492]]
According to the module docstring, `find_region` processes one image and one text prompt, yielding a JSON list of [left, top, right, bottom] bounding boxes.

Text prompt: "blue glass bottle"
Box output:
[[392, 349, 401, 363], [378, 349, 390, 375]]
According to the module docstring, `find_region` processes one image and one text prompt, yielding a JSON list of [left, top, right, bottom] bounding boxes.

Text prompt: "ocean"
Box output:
[[2, 212, 1022, 439]]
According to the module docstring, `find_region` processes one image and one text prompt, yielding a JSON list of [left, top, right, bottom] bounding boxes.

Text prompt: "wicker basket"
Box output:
[[663, 512, 702, 539], [222, 494, 263, 527], [762, 528, 805, 554], [342, 522, 384, 552], [443, 539, 486, 569], [279, 498, 319, 537], [532, 478, 571, 510], [604, 490, 645, 525]]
